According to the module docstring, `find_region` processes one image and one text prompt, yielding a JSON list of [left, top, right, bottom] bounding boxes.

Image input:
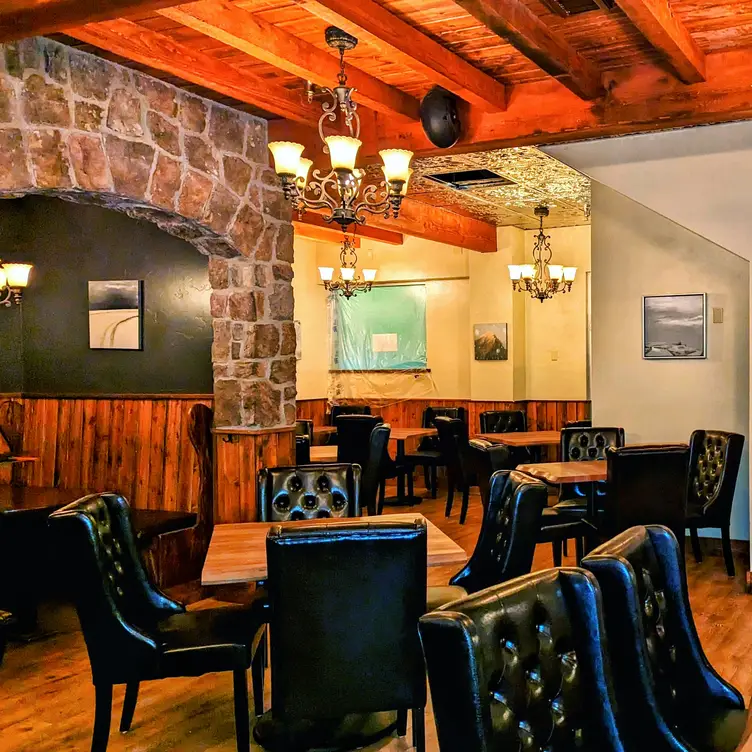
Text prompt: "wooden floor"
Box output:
[[1, 483, 750, 752]]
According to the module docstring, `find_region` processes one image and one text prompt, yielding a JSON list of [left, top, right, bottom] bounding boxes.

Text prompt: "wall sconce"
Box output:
[[0, 261, 33, 306]]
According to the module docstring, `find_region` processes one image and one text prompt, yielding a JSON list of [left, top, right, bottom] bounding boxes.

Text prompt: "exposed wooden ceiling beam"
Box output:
[[269, 48, 752, 160], [160, 1, 420, 122], [69, 18, 321, 124], [294, 213, 404, 246], [451, 0, 603, 100], [297, 0, 507, 112], [612, 0, 705, 83], [0, 0, 184, 42]]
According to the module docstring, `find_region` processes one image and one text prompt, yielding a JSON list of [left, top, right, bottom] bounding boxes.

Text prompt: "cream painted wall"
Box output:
[[591, 183, 750, 540], [524, 225, 591, 400]]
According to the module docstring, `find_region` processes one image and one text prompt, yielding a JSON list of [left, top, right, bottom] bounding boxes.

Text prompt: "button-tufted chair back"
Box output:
[[294, 419, 313, 440], [464, 439, 513, 507], [257, 463, 361, 522], [688, 429, 744, 524], [419, 568, 626, 752], [605, 445, 689, 545], [48, 493, 184, 684], [328, 404, 371, 425], [361, 423, 391, 516], [450, 470, 547, 594], [266, 520, 427, 742], [565, 419, 592, 429], [582, 525, 745, 751], [561, 426, 624, 461], [479, 409, 526, 434], [422, 406, 467, 427], [335, 414, 382, 468]]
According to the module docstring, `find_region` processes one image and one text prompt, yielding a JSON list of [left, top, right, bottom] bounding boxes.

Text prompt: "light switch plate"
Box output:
[[712, 307, 724, 324], [550, 350, 559, 361]]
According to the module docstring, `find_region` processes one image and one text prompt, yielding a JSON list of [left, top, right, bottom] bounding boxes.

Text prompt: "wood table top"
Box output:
[[477, 431, 561, 447], [312, 426, 337, 436], [202, 512, 468, 586], [516, 460, 606, 484], [310, 445, 338, 462], [388, 427, 437, 442], [0, 455, 37, 467]]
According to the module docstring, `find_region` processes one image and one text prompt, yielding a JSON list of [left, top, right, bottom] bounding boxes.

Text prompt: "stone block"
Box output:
[[149, 153, 181, 210], [147, 111, 180, 156], [283, 402, 296, 425], [270, 356, 296, 384], [29, 129, 71, 188], [210, 106, 245, 154], [208, 257, 229, 289], [245, 120, 267, 164], [136, 75, 178, 117], [269, 282, 294, 321], [212, 319, 232, 361], [275, 223, 294, 262], [178, 92, 207, 133], [255, 220, 277, 262], [229, 291, 257, 322], [104, 136, 154, 197], [70, 54, 114, 100], [234, 361, 266, 379], [243, 323, 279, 359], [43, 43, 68, 83], [107, 89, 143, 136], [185, 135, 218, 177], [273, 263, 293, 282], [255, 264, 272, 288], [205, 184, 240, 234], [214, 378, 242, 426], [0, 130, 30, 190], [68, 133, 110, 191], [223, 156, 252, 197], [242, 381, 281, 428], [281, 322, 296, 356], [229, 204, 264, 257], [23, 74, 70, 127], [178, 170, 214, 219], [0, 80, 15, 123], [210, 291, 228, 318], [74, 101, 104, 131], [284, 385, 297, 400]]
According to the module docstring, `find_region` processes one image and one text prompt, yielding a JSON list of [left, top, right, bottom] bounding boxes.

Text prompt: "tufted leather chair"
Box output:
[[555, 426, 625, 516], [420, 568, 632, 752], [686, 430, 745, 576], [435, 416, 477, 524], [257, 464, 361, 522], [404, 406, 468, 498], [479, 409, 533, 465], [582, 525, 746, 752], [48, 493, 266, 752], [464, 438, 514, 508], [258, 519, 428, 751], [426, 470, 547, 610], [603, 445, 689, 548], [565, 419, 592, 429]]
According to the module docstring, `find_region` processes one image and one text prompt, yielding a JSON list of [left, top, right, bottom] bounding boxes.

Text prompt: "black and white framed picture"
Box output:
[[88, 280, 143, 350], [643, 293, 706, 359]]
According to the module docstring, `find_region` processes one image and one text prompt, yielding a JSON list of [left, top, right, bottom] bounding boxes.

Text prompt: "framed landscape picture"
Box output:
[[473, 323, 508, 361], [643, 293, 706, 360], [88, 280, 143, 350]]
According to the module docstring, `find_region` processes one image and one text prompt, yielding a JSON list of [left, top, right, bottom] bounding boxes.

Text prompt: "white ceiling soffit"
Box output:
[[542, 121, 752, 262]]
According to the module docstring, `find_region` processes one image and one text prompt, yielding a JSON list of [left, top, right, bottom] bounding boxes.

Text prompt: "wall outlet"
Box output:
[[712, 307, 724, 324]]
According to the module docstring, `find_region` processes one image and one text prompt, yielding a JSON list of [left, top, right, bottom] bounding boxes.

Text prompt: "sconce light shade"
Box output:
[[362, 268, 377, 282], [508, 265, 522, 281], [379, 149, 413, 183], [547, 264, 564, 281], [318, 266, 334, 282], [563, 267, 577, 282], [269, 141, 305, 177], [4, 263, 32, 288]]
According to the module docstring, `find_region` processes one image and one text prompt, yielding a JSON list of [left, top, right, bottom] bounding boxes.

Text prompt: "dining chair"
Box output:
[[582, 525, 746, 752], [361, 422, 391, 516], [48, 493, 267, 752], [478, 409, 532, 465], [426, 469, 547, 610], [257, 463, 361, 521], [602, 444, 689, 547], [435, 416, 475, 524], [463, 438, 514, 507], [327, 405, 371, 444], [294, 435, 311, 464], [686, 429, 745, 576], [257, 519, 427, 751], [554, 426, 625, 517], [419, 569, 631, 752], [404, 406, 467, 498]]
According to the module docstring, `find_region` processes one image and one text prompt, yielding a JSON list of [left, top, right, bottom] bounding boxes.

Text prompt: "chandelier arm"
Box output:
[[318, 88, 339, 143], [0, 287, 11, 307]]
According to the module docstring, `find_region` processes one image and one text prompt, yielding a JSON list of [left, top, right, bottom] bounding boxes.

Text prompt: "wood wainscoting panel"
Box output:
[[213, 427, 296, 523]]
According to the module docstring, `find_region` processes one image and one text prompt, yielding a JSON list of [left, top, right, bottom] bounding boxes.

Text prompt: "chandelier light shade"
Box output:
[[268, 26, 413, 235], [319, 236, 376, 299], [0, 260, 33, 306], [509, 206, 577, 302]]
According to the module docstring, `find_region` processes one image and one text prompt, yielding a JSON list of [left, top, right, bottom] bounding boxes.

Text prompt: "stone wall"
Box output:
[[0, 37, 295, 428]]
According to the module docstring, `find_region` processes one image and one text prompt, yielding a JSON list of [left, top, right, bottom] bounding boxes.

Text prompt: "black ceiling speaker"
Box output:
[[420, 87, 462, 149]]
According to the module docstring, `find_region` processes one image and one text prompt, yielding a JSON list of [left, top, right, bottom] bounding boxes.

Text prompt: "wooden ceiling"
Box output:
[[6, 0, 752, 248]]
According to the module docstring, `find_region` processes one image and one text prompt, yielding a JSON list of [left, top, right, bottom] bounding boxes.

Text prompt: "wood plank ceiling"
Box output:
[[5, 0, 752, 235]]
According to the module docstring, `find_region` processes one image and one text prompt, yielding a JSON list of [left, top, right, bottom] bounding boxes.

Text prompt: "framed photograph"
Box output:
[[643, 293, 706, 359], [473, 323, 508, 361], [88, 280, 143, 350]]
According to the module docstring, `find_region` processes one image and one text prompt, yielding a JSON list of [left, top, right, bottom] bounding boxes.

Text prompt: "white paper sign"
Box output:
[[372, 333, 398, 352]]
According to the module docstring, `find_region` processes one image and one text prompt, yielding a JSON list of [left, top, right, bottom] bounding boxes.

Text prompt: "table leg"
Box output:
[[380, 439, 423, 507]]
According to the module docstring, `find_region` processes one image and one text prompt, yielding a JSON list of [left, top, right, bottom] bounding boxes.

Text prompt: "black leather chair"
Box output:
[[419, 568, 631, 752], [362, 423, 391, 516], [603, 444, 689, 547], [686, 430, 745, 576], [435, 416, 476, 524], [464, 438, 513, 508], [48, 493, 266, 752], [257, 464, 361, 522], [426, 470, 547, 610], [582, 525, 746, 752], [259, 519, 427, 751], [327, 405, 371, 444], [294, 435, 311, 465], [564, 419, 592, 428], [554, 426, 626, 516], [294, 419, 313, 440], [479, 409, 532, 465], [404, 406, 467, 498]]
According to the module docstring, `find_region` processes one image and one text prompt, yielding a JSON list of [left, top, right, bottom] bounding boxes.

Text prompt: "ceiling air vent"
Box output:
[[424, 169, 514, 191], [539, 0, 614, 17]]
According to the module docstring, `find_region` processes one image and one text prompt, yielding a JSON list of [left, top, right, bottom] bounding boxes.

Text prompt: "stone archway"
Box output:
[[0, 36, 295, 428]]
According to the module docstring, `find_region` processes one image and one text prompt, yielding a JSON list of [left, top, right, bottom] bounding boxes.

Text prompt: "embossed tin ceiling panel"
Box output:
[[410, 146, 591, 229]]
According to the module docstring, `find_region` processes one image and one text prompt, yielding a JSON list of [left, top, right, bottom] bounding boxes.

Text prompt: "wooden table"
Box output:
[[478, 430, 561, 447], [312, 425, 337, 444], [310, 445, 337, 462], [0, 455, 37, 468], [202, 512, 467, 586], [516, 460, 607, 484]]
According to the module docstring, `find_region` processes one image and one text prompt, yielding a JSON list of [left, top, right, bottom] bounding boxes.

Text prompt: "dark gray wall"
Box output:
[[0, 196, 213, 394]]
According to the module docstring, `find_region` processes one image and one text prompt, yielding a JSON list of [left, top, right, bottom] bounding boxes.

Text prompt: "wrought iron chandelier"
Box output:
[[0, 260, 32, 306], [267, 27, 413, 235], [508, 206, 577, 302], [319, 235, 376, 299]]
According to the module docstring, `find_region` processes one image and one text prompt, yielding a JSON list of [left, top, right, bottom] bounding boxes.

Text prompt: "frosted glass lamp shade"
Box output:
[[548, 264, 564, 281], [520, 264, 536, 280], [268, 141, 304, 177], [363, 268, 377, 282], [318, 266, 334, 282], [379, 149, 413, 183], [340, 267, 356, 281], [326, 136, 361, 171], [400, 168, 413, 196], [296, 158, 313, 188], [4, 263, 32, 288], [508, 265, 522, 281], [0, 267, 6, 289], [563, 266, 577, 282]]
